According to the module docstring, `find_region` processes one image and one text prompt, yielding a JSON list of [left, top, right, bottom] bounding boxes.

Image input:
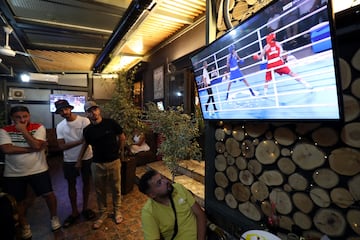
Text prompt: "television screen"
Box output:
[[49, 94, 86, 113], [190, 0, 342, 121]]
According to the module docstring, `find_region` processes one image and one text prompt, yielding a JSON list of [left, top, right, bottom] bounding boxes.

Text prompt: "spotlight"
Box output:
[[20, 73, 30, 82]]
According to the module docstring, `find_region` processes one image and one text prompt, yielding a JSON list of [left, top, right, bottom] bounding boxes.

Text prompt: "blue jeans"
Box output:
[[91, 159, 121, 216]]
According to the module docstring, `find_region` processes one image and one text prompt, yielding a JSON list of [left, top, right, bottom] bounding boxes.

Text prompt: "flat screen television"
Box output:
[[190, 0, 343, 121], [49, 94, 86, 113]]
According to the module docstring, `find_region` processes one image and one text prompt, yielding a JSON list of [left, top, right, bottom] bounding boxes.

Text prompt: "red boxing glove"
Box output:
[[253, 54, 259, 60]]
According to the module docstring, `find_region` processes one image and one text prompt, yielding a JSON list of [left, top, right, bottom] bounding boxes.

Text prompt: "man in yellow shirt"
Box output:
[[138, 170, 207, 240]]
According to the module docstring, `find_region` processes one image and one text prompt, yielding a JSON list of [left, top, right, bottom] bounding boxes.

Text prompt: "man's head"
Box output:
[[228, 44, 235, 53], [138, 170, 171, 199], [84, 101, 101, 123], [203, 61, 207, 68], [54, 100, 74, 119], [266, 33, 276, 46], [9, 106, 31, 126]]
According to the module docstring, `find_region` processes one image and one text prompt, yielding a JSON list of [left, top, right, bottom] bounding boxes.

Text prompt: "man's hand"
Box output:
[[14, 121, 28, 133], [75, 161, 82, 169]]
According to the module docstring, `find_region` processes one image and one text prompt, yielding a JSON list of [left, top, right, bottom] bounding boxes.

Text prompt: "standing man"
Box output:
[[226, 44, 255, 100], [0, 106, 61, 239], [80, 101, 126, 229], [253, 32, 312, 96], [54, 99, 95, 228], [202, 61, 218, 112], [138, 169, 207, 240]]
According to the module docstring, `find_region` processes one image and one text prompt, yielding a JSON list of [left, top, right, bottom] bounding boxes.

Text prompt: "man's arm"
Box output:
[[0, 125, 47, 154], [75, 142, 89, 168], [15, 122, 45, 150], [191, 202, 207, 240], [0, 144, 38, 154], [57, 138, 83, 151], [253, 46, 267, 61], [118, 133, 126, 160]]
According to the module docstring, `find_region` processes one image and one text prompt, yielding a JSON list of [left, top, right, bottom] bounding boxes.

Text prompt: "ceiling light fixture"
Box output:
[[20, 73, 30, 82]]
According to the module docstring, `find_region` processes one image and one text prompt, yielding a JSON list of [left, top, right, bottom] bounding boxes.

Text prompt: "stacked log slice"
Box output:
[[269, 189, 292, 215], [288, 173, 308, 191], [231, 182, 250, 202], [342, 95, 360, 122], [292, 143, 325, 170], [351, 78, 360, 98], [239, 169, 254, 185], [311, 127, 339, 147], [351, 48, 360, 71], [215, 187, 225, 201], [225, 193, 238, 209], [247, 159, 262, 175], [312, 168, 339, 189], [277, 157, 296, 175], [226, 165, 238, 182], [330, 187, 355, 208], [313, 209, 346, 237], [341, 123, 360, 148], [293, 211, 312, 230], [215, 172, 229, 188], [346, 209, 360, 235], [310, 187, 330, 208], [236, 156, 247, 170], [274, 127, 296, 146], [251, 181, 269, 201], [292, 192, 314, 214], [215, 154, 227, 171], [238, 201, 262, 221], [259, 170, 283, 186], [329, 148, 360, 176], [225, 138, 241, 157], [348, 174, 360, 201], [339, 58, 352, 90], [256, 140, 280, 164]]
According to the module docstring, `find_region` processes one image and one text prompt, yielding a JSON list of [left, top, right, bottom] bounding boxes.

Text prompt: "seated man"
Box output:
[[129, 128, 150, 154], [138, 169, 207, 240]]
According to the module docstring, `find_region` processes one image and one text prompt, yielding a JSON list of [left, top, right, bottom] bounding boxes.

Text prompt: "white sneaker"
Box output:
[[51, 216, 61, 231], [21, 224, 32, 239]]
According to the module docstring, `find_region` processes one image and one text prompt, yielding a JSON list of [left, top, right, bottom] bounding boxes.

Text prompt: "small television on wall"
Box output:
[[49, 94, 86, 113], [190, 0, 343, 121]]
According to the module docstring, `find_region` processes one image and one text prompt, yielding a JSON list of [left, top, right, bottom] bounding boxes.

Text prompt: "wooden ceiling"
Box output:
[[0, 0, 206, 77]]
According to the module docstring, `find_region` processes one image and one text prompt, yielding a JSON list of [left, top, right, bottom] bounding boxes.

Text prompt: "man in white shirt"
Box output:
[[202, 61, 218, 111], [55, 99, 95, 228]]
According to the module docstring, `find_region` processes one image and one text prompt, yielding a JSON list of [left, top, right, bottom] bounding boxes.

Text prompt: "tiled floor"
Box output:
[[17, 154, 148, 240]]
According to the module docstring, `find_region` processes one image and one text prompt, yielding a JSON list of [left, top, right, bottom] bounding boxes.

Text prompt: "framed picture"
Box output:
[[153, 65, 164, 99]]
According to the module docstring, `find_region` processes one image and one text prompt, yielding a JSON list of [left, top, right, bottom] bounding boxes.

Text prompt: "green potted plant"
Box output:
[[104, 69, 146, 144], [145, 102, 202, 182]]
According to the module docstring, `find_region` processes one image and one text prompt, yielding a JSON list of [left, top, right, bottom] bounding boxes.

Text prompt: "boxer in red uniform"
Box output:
[[253, 33, 312, 96]]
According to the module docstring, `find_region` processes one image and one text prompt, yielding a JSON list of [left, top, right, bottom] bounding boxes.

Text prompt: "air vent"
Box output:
[[9, 88, 25, 99]]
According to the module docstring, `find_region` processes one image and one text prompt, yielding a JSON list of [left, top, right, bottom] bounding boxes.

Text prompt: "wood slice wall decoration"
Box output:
[[211, 121, 360, 239], [210, 1, 360, 239]]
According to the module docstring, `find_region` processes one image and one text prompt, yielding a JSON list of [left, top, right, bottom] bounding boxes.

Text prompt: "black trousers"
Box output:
[[206, 86, 217, 110]]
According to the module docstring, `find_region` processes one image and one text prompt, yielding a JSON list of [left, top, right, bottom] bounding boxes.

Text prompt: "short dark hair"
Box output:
[[10, 106, 30, 116], [138, 169, 158, 194]]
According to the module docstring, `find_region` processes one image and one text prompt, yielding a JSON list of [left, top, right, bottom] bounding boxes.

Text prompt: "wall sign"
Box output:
[[153, 65, 164, 99]]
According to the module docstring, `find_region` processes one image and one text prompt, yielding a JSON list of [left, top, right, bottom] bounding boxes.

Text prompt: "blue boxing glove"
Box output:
[[238, 59, 245, 64]]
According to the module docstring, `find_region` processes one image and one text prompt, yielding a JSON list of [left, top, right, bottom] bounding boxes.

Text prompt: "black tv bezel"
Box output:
[[191, 0, 344, 123]]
